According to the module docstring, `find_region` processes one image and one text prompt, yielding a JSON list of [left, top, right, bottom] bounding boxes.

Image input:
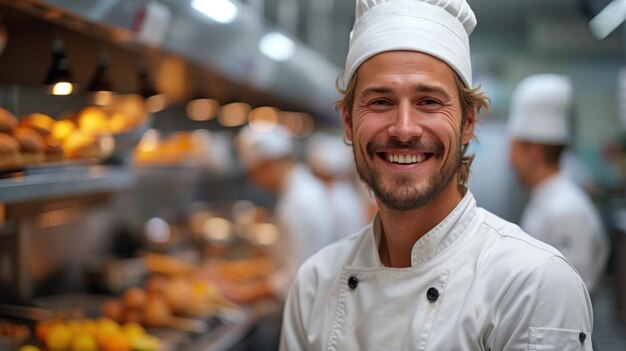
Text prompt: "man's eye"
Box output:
[[372, 99, 391, 106], [419, 99, 439, 105]]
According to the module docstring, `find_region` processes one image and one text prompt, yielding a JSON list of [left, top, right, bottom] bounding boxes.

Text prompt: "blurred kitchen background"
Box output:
[[0, 0, 625, 350]]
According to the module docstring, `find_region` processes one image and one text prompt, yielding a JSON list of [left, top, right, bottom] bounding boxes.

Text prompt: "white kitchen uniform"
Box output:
[[269, 165, 335, 298], [281, 192, 593, 350], [520, 172, 609, 295]]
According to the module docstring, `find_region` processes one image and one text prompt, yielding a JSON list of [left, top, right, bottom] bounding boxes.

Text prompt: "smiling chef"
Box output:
[[279, 0, 594, 350]]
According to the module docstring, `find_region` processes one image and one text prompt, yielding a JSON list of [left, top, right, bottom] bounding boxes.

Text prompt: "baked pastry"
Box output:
[[19, 112, 55, 136], [13, 126, 45, 165], [78, 105, 109, 134], [0, 107, 18, 133], [0, 133, 23, 169], [63, 130, 101, 160], [43, 135, 64, 162], [51, 119, 77, 142]]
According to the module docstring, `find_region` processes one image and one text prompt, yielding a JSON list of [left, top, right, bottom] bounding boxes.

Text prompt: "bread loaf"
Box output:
[[0, 107, 18, 133]]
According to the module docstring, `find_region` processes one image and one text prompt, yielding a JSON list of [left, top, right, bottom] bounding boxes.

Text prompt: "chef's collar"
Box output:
[[373, 191, 477, 267]]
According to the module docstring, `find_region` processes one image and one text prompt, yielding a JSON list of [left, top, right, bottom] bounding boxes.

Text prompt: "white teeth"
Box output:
[[386, 153, 426, 164]]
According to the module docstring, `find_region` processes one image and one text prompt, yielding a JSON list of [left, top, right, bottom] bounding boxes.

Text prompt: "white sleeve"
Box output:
[[541, 214, 607, 294], [487, 256, 594, 351], [279, 262, 317, 351]]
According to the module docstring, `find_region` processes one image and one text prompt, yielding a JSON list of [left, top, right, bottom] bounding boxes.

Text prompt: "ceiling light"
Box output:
[[249, 107, 279, 130], [138, 62, 167, 113], [202, 217, 234, 242], [259, 32, 295, 61], [589, 0, 626, 39], [192, 0, 238, 24], [217, 102, 250, 127], [279, 111, 314, 137], [44, 36, 74, 95], [87, 50, 114, 106], [187, 97, 220, 121]]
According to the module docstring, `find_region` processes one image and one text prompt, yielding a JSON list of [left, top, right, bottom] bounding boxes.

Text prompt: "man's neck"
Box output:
[[377, 184, 463, 268], [529, 165, 560, 189], [271, 162, 295, 195]]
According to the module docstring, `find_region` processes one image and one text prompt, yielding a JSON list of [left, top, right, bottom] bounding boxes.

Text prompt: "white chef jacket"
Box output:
[[520, 172, 609, 295], [269, 165, 335, 298], [281, 192, 593, 350]]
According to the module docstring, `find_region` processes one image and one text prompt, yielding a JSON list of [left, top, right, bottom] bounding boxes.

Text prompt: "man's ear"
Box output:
[[341, 104, 354, 144], [461, 107, 475, 145]]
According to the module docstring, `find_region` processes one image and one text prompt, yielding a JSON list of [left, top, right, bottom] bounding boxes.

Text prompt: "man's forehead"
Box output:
[[357, 51, 457, 78], [354, 52, 459, 97]]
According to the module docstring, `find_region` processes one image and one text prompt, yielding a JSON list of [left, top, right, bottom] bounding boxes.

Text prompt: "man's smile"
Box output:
[[381, 152, 431, 164]]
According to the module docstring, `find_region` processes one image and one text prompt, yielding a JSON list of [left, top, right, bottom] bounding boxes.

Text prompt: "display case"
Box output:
[[0, 162, 277, 350]]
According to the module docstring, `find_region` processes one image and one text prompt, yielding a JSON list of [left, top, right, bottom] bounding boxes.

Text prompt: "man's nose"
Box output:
[[387, 103, 424, 141]]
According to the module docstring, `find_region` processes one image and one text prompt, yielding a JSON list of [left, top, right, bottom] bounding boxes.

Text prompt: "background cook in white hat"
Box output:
[[508, 73, 610, 296], [281, 1, 593, 350], [305, 132, 370, 241], [233, 123, 334, 302]]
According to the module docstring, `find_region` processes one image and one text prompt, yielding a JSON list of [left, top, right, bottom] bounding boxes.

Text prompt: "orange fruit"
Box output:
[[131, 334, 161, 351], [101, 332, 132, 351], [95, 318, 121, 348], [35, 320, 53, 342], [18, 346, 41, 351], [46, 322, 73, 350], [71, 331, 98, 351], [79, 319, 97, 336], [122, 322, 145, 341]]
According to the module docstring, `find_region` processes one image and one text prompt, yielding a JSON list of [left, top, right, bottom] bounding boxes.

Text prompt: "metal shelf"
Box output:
[[0, 165, 135, 203]]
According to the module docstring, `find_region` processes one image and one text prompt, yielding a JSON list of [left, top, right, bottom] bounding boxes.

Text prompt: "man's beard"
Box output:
[[354, 137, 462, 211]]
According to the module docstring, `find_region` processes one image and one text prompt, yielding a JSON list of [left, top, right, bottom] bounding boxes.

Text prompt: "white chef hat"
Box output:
[[507, 74, 573, 145], [344, 0, 477, 88], [306, 133, 355, 178], [235, 122, 294, 169]]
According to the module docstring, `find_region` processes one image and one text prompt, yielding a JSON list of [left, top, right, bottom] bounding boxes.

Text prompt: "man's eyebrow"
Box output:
[[413, 83, 453, 100], [359, 83, 453, 100], [360, 86, 393, 99]]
